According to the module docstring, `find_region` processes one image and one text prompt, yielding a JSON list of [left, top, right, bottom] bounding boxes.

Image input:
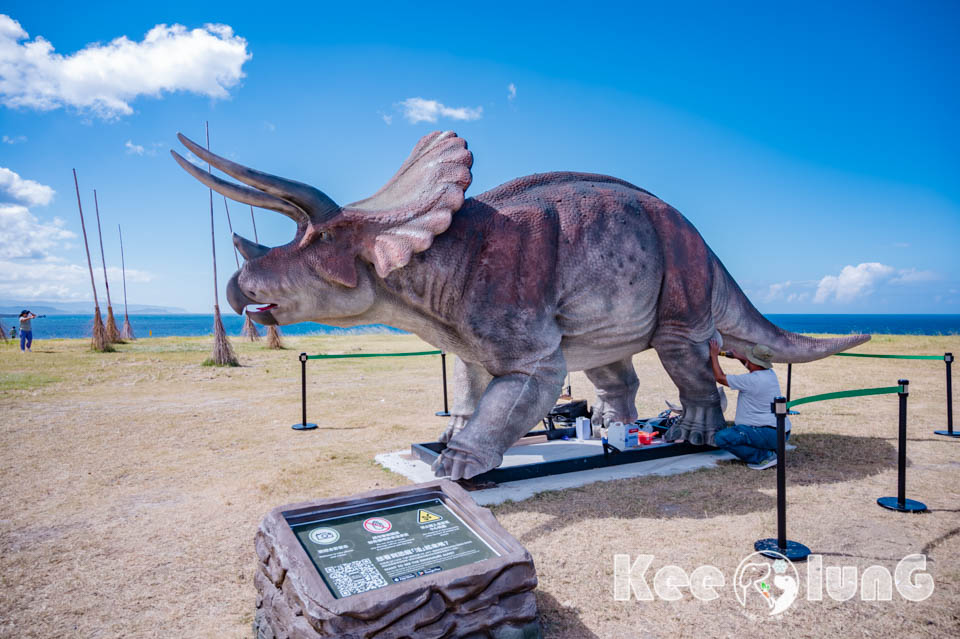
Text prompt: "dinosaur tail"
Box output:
[[710, 255, 870, 363]]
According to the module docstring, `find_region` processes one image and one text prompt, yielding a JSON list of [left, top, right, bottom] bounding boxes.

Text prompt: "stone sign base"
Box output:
[[253, 480, 541, 639]]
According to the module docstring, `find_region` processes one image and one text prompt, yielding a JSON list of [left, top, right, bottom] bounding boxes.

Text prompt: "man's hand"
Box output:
[[709, 339, 728, 386], [709, 339, 720, 358]]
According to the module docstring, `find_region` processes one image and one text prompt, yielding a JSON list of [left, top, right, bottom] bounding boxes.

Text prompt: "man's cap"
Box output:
[[744, 344, 774, 369]]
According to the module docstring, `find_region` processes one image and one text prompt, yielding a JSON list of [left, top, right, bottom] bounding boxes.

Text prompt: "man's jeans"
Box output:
[[714, 424, 789, 465]]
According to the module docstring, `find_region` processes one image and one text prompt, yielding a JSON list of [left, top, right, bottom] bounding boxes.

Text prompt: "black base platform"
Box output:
[[411, 429, 715, 485]]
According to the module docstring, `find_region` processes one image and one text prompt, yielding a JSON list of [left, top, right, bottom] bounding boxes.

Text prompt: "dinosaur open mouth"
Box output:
[[245, 303, 278, 314]]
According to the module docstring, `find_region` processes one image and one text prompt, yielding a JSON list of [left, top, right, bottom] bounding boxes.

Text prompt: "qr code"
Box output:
[[325, 558, 387, 597]]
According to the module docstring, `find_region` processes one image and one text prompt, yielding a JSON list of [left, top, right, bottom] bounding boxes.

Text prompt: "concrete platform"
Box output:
[[376, 436, 737, 505]]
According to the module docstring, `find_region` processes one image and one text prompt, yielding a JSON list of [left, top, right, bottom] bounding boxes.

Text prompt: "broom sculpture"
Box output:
[[72, 170, 110, 352], [204, 123, 238, 366], [118, 225, 135, 340], [93, 190, 122, 343], [249, 205, 284, 349], [224, 198, 261, 341]]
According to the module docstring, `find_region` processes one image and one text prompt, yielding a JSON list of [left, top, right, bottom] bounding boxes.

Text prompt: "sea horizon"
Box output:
[[3, 313, 958, 340]]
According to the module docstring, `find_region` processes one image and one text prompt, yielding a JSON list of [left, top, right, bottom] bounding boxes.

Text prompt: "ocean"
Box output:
[[3, 314, 958, 340]]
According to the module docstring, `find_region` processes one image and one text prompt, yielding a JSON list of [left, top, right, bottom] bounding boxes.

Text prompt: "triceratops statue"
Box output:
[[172, 131, 868, 480]]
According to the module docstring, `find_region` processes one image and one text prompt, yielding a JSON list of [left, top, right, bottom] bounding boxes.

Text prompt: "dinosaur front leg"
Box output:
[[651, 333, 725, 446], [432, 348, 566, 480], [438, 357, 493, 443], [585, 357, 640, 427]]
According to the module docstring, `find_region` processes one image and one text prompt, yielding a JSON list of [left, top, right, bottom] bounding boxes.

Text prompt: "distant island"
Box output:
[[0, 300, 189, 317]]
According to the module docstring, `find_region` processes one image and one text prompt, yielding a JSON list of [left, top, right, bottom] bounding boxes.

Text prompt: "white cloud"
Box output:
[[2, 134, 26, 144], [263, 121, 276, 132], [0, 15, 251, 119], [382, 113, 393, 125], [0, 257, 152, 300], [764, 280, 792, 301], [0, 203, 75, 259], [814, 263, 895, 303], [891, 267, 938, 284], [507, 83, 516, 101], [125, 140, 145, 155], [398, 97, 482, 124], [0, 167, 55, 206]]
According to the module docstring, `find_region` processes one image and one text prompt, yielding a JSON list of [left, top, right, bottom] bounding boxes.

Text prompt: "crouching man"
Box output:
[[709, 339, 788, 470]]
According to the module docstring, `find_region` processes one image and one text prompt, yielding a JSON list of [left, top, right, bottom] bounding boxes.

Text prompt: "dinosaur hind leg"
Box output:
[[584, 357, 640, 427], [651, 332, 724, 446]]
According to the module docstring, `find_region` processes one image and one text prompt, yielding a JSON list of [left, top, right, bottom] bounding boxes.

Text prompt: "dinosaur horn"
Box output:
[[170, 150, 305, 224], [176, 133, 340, 224], [233, 233, 270, 260]]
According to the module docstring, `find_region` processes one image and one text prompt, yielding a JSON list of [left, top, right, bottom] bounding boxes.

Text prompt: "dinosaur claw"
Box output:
[[431, 446, 494, 480]]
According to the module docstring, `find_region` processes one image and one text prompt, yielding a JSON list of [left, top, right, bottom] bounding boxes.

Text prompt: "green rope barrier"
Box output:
[[306, 350, 442, 360], [787, 385, 903, 409], [833, 353, 943, 360]]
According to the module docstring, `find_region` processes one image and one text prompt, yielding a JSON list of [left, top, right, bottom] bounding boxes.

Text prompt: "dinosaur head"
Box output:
[[171, 131, 473, 326]]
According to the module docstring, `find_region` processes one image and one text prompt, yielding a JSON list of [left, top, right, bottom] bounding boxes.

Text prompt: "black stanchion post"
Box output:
[[754, 396, 810, 561], [435, 351, 451, 417], [878, 380, 926, 512], [934, 353, 958, 437], [786, 363, 792, 404], [292, 352, 318, 430]]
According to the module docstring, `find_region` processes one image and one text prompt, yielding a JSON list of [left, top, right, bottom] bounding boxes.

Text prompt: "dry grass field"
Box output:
[[1, 332, 958, 638]]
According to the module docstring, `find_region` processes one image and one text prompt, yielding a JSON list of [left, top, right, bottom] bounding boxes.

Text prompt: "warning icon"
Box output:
[[417, 509, 443, 524]]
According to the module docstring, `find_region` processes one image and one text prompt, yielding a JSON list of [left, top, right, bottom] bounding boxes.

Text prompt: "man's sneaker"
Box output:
[[748, 453, 777, 470]]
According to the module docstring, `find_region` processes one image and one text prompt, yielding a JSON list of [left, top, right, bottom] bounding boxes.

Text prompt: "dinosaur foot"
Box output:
[[438, 415, 469, 443], [663, 401, 725, 446], [431, 443, 501, 480]]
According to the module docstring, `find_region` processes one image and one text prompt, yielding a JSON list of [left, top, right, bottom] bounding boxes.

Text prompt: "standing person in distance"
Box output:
[[19, 310, 36, 353]]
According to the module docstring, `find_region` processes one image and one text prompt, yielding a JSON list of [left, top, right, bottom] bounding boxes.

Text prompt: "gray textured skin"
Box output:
[[172, 131, 870, 480]]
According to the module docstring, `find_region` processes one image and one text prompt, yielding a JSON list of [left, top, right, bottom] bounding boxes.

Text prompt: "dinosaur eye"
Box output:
[[318, 230, 332, 241]]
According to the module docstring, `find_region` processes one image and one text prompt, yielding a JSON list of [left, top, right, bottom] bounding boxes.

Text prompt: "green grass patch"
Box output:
[[0, 372, 62, 391], [201, 358, 241, 367]]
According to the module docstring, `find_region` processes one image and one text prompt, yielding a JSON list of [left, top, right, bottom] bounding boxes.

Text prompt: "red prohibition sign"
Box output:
[[363, 517, 392, 534]]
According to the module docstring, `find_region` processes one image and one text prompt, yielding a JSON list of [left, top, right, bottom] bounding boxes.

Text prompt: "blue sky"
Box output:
[[1, 1, 958, 314]]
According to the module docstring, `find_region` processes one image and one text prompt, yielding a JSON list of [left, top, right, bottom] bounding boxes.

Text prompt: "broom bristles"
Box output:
[[105, 305, 122, 343], [121, 314, 135, 340], [210, 305, 239, 365], [241, 313, 262, 341], [91, 306, 112, 352], [266, 325, 284, 349]]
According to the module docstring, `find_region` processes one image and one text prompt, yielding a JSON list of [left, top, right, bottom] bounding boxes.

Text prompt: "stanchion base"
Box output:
[[754, 538, 811, 561], [933, 430, 960, 438], [435, 411, 451, 417], [877, 496, 927, 512], [292, 423, 318, 431]]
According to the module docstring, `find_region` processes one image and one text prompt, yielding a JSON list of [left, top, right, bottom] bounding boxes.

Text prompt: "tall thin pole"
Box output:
[[73, 170, 100, 310], [94, 190, 120, 342], [93, 190, 113, 311], [119, 225, 129, 316], [73, 170, 108, 351], [223, 197, 240, 269], [250, 205, 259, 243], [207, 122, 218, 305], [118, 224, 135, 340]]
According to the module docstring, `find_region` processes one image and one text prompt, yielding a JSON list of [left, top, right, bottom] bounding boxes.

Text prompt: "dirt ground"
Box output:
[[1, 332, 958, 638]]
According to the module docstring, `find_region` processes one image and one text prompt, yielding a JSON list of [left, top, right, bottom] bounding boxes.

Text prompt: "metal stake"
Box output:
[[292, 352, 318, 430], [878, 380, 926, 512], [755, 396, 810, 561], [435, 351, 451, 417], [934, 353, 958, 437]]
